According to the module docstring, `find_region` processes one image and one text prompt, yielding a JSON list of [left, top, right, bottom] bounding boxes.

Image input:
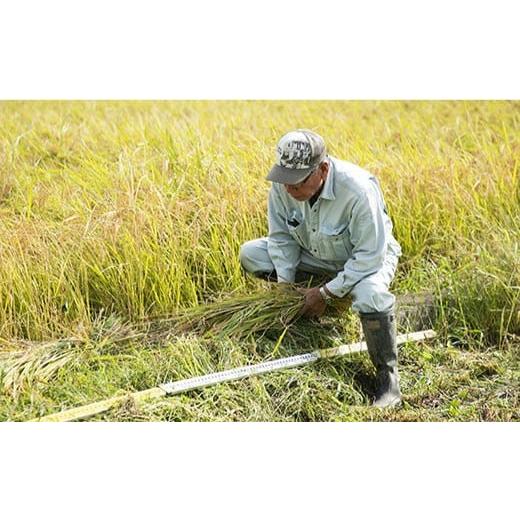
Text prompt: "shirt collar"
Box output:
[[318, 157, 336, 200]]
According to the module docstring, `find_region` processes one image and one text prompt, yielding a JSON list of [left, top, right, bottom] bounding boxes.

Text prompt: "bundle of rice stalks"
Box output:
[[0, 314, 142, 396], [149, 284, 350, 342], [0, 338, 84, 397]]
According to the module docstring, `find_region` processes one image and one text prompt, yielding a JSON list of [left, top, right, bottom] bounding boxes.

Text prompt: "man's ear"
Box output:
[[319, 161, 329, 178]]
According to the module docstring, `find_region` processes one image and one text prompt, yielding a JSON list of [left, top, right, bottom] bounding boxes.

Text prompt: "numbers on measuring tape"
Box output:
[[160, 352, 320, 395]]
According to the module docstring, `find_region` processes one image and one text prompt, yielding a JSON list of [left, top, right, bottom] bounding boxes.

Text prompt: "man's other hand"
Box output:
[[296, 287, 327, 318]]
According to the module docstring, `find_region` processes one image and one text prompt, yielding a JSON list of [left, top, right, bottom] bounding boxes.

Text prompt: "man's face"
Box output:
[[284, 162, 329, 202]]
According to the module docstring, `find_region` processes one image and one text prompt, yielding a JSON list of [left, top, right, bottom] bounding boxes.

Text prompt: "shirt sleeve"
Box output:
[[267, 186, 302, 283], [325, 184, 388, 297]]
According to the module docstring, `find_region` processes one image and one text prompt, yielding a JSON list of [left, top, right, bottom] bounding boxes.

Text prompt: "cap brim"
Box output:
[[266, 164, 315, 184]]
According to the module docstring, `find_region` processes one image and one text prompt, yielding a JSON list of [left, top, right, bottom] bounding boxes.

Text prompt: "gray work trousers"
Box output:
[[239, 237, 398, 314]]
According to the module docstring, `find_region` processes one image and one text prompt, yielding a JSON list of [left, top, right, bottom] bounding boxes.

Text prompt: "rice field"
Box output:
[[0, 100, 518, 421]]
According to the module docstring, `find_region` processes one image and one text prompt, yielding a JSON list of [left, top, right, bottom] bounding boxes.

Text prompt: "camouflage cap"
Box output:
[[266, 129, 327, 184]]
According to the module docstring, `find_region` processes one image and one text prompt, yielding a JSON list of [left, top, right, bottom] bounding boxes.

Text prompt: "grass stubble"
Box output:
[[0, 100, 518, 421]]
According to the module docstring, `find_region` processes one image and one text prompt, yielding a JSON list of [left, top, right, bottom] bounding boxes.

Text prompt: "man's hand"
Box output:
[[296, 286, 327, 318]]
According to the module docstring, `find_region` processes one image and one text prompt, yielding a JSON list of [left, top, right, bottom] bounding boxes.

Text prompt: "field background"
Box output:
[[0, 100, 518, 421]]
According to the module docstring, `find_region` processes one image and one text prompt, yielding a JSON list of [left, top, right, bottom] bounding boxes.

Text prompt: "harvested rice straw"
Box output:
[[0, 339, 83, 396], [150, 284, 349, 341], [0, 316, 143, 396]]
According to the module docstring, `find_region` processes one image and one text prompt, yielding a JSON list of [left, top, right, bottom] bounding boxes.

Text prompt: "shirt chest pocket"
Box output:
[[316, 224, 352, 261], [286, 215, 309, 249]]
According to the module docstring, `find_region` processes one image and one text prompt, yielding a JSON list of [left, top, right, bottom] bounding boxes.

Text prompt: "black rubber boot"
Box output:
[[360, 308, 402, 408]]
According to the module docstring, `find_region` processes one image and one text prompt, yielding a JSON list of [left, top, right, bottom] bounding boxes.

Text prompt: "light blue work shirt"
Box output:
[[267, 156, 402, 297]]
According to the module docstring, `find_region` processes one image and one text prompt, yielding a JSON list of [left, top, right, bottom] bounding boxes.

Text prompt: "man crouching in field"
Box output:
[[240, 129, 403, 408]]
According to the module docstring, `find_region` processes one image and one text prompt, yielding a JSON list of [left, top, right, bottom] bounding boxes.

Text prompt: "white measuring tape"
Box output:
[[159, 352, 319, 395], [159, 330, 436, 395], [32, 330, 436, 421]]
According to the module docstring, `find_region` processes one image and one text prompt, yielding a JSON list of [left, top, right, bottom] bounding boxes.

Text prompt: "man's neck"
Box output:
[[308, 180, 324, 208]]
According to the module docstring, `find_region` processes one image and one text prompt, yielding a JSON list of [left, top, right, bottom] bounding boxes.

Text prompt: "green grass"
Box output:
[[0, 100, 518, 421]]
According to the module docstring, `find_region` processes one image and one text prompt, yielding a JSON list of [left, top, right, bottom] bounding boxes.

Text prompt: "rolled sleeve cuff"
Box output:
[[325, 277, 350, 298]]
